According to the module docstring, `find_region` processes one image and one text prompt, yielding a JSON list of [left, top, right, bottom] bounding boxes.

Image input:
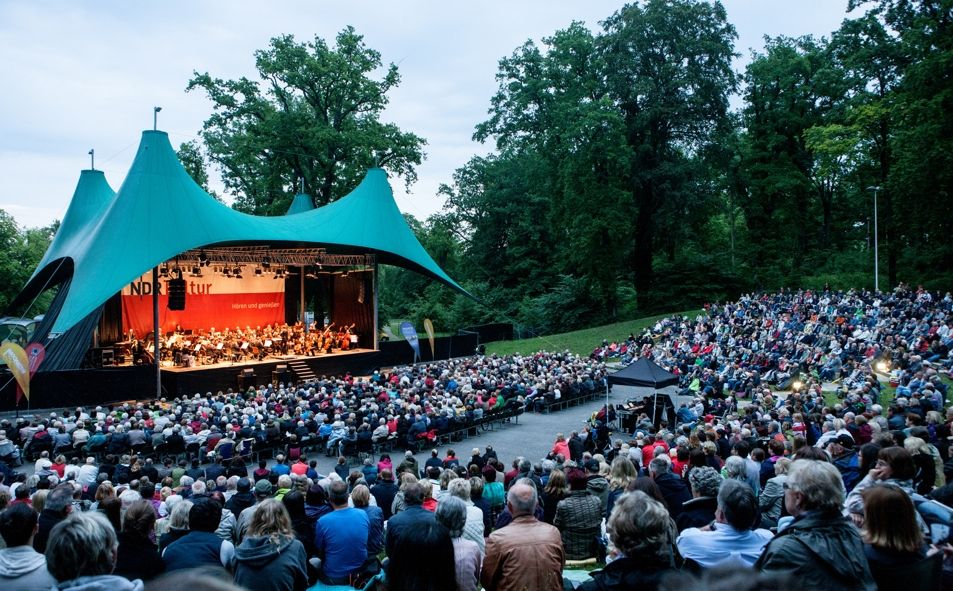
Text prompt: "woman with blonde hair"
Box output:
[[606, 456, 638, 518], [904, 436, 938, 493], [90, 481, 114, 511], [391, 471, 419, 515], [233, 498, 308, 591], [541, 469, 568, 524]]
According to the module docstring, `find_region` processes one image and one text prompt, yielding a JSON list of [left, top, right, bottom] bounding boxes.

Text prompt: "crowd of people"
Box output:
[[594, 285, 952, 398], [1, 285, 953, 590]]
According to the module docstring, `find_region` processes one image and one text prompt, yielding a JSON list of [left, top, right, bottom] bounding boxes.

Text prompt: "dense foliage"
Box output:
[[387, 0, 953, 335], [4, 1, 951, 335]]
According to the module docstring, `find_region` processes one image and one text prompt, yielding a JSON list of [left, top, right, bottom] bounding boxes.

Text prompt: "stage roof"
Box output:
[[16, 130, 468, 335]]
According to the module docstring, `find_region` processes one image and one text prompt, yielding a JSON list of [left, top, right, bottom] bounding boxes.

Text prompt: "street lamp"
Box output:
[[867, 186, 880, 293], [153, 106, 162, 131]]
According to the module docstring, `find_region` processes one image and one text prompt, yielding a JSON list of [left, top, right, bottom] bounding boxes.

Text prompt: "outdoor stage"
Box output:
[[159, 348, 372, 395], [0, 333, 479, 411]]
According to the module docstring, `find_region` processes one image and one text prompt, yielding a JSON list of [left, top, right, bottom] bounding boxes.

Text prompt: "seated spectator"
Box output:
[[0, 503, 57, 590], [676, 467, 722, 532], [33, 483, 73, 554], [481, 480, 564, 591], [435, 496, 482, 591], [313, 480, 369, 585], [351, 484, 384, 557], [759, 458, 790, 528], [755, 460, 875, 591], [554, 469, 602, 560], [370, 469, 398, 521], [114, 500, 165, 581], [676, 479, 773, 569], [448, 478, 485, 552], [846, 446, 918, 524], [385, 520, 456, 591], [577, 490, 677, 591], [649, 457, 691, 518], [157, 498, 191, 552], [233, 498, 307, 591], [162, 496, 235, 572], [45, 511, 141, 590], [861, 484, 928, 566], [387, 481, 435, 555]]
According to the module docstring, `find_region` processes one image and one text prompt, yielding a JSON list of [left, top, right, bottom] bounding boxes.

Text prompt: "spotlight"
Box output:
[[198, 251, 209, 267], [232, 267, 241, 278], [159, 265, 169, 277], [792, 380, 803, 392], [255, 268, 263, 277], [190, 266, 202, 277], [876, 361, 889, 373], [262, 257, 271, 269], [223, 267, 231, 278]]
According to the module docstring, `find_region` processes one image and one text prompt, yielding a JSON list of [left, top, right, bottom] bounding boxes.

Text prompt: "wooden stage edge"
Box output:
[[160, 348, 372, 373]]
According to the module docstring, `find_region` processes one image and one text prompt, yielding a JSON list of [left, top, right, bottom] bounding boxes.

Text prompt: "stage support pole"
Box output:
[[299, 266, 306, 325], [373, 260, 379, 351], [153, 267, 161, 398]]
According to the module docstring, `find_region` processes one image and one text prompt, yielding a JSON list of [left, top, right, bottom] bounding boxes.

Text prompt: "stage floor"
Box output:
[[160, 348, 372, 373]]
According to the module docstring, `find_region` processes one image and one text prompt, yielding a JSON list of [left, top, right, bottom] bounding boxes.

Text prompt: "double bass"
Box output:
[[339, 323, 356, 350]]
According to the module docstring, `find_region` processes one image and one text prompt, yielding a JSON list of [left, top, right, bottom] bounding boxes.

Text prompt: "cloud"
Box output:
[[0, 0, 849, 228]]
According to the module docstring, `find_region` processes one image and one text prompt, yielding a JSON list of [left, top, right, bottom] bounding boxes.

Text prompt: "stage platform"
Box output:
[[160, 348, 375, 397], [0, 333, 480, 411]]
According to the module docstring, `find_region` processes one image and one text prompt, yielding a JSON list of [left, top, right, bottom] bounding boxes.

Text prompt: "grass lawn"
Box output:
[[483, 309, 703, 357]]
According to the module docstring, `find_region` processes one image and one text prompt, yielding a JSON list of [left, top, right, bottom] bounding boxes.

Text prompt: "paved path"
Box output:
[[16, 392, 621, 480]]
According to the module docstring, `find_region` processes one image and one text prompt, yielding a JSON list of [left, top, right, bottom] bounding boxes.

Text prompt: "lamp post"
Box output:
[[867, 185, 880, 293], [153, 106, 162, 131]]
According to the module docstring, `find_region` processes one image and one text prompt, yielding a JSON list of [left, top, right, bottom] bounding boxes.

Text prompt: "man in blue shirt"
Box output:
[[313, 480, 369, 584], [676, 479, 773, 568]]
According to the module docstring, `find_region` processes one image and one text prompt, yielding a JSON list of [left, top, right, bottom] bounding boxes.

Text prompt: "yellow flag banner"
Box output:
[[423, 318, 436, 356], [1, 342, 30, 401]]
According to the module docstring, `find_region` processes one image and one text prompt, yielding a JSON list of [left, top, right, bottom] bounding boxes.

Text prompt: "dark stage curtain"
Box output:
[[330, 272, 373, 348]]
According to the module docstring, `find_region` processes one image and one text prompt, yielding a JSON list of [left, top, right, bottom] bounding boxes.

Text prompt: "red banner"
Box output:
[[121, 272, 285, 336]]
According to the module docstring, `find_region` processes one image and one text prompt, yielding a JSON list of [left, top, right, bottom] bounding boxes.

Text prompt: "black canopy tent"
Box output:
[[608, 357, 679, 430]]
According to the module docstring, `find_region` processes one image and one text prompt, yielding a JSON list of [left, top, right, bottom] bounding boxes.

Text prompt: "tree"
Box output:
[[188, 28, 426, 215], [597, 0, 737, 306], [177, 140, 223, 202], [0, 211, 56, 315]]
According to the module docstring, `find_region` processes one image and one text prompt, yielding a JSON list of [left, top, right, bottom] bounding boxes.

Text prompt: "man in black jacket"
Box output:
[[649, 457, 691, 519], [33, 483, 73, 553], [568, 431, 585, 464], [370, 469, 399, 520], [755, 459, 875, 591], [225, 477, 256, 516]]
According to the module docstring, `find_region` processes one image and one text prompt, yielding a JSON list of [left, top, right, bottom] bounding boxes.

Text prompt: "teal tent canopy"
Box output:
[[285, 193, 315, 215], [20, 130, 468, 335]]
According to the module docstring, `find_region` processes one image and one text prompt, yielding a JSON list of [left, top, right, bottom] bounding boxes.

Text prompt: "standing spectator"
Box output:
[[481, 467, 505, 515], [554, 469, 602, 560], [576, 491, 678, 591], [0, 504, 57, 590], [233, 498, 308, 591], [481, 480, 565, 591], [755, 460, 875, 591], [568, 431, 585, 464], [313, 480, 369, 585], [436, 496, 482, 591], [162, 497, 235, 572], [46, 512, 142, 591], [114, 500, 165, 581], [33, 483, 73, 554]]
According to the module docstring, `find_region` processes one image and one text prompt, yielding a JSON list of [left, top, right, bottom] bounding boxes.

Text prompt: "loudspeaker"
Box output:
[[168, 278, 186, 311]]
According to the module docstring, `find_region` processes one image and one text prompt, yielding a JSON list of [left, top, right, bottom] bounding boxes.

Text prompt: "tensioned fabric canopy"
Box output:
[[17, 130, 468, 335], [607, 357, 679, 389]]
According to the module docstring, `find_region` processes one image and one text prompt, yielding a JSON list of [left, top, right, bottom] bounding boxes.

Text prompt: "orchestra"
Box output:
[[116, 322, 358, 368]]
